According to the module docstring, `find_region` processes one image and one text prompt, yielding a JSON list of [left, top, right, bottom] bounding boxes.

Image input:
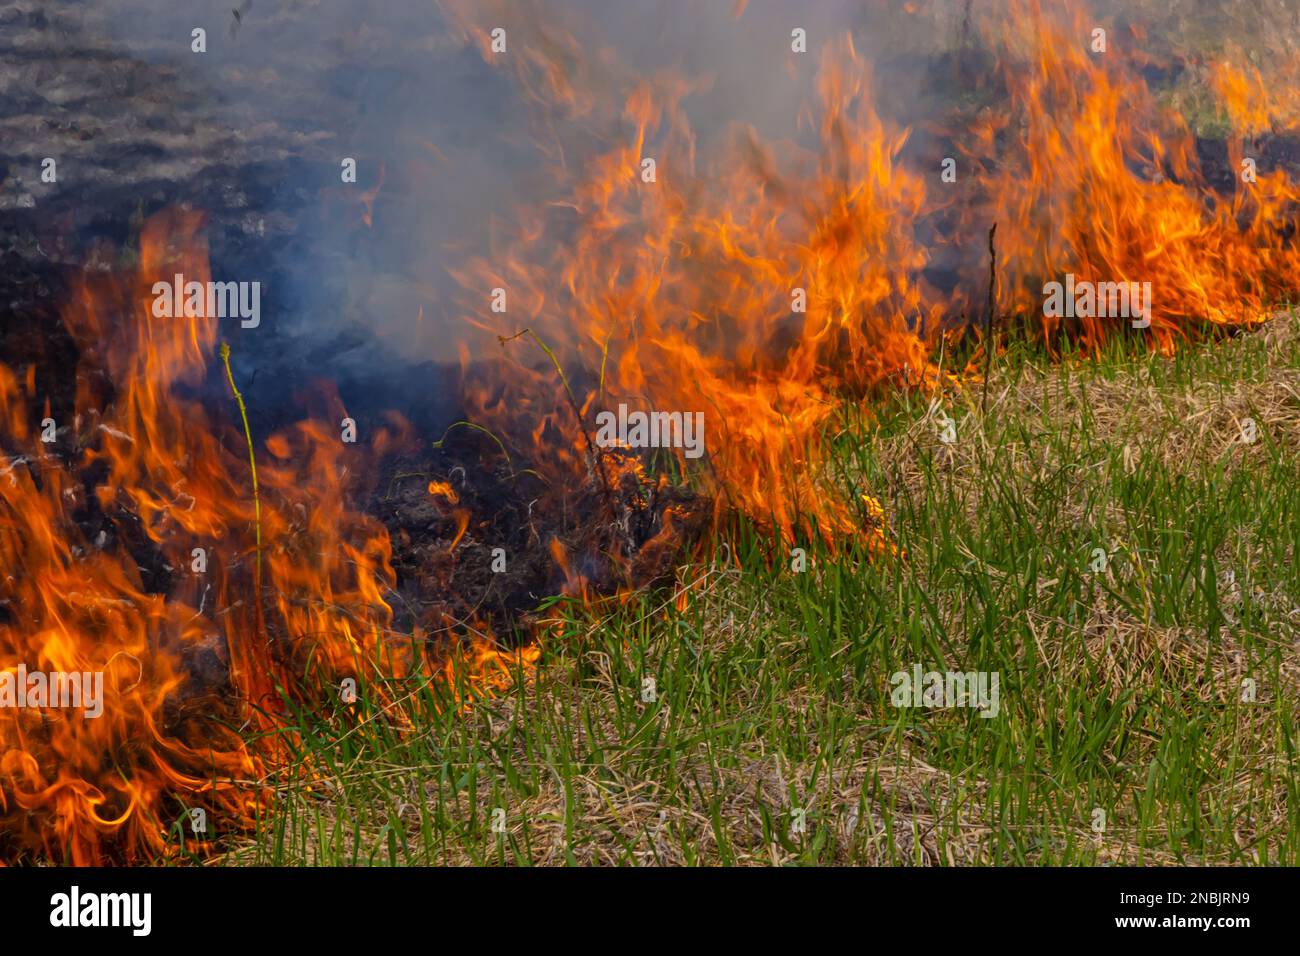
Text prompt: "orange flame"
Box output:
[[0, 210, 529, 863]]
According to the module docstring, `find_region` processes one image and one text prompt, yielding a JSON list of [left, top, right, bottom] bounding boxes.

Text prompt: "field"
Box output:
[[224, 313, 1300, 866]]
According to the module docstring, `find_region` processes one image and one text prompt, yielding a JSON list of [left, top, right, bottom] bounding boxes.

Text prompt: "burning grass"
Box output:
[[225, 311, 1300, 865]]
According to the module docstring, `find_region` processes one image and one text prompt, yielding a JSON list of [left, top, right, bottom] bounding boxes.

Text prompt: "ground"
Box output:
[[220, 311, 1300, 866]]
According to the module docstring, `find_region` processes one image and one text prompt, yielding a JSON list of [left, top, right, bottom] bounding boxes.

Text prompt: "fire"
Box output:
[[427, 480, 459, 503], [5, 0, 1300, 863], [962, 2, 1300, 351], [1210, 59, 1300, 138], [450, 26, 928, 550], [1, 211, 261, 863], [445, 0, 1300, 555], [0, 211, 523, 863]]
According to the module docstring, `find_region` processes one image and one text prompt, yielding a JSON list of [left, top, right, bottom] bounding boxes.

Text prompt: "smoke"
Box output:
[[40, 2, 952, 369], [24, 0, 1291, 424]]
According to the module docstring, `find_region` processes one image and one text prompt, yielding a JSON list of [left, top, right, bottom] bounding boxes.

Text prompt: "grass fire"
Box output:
[[0, 0, 1298, 881]]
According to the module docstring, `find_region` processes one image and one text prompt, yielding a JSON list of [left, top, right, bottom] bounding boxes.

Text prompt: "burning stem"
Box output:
[[220, 341, 263, 594], [983, 222, 998, 415], [429, 419, 542, 484]]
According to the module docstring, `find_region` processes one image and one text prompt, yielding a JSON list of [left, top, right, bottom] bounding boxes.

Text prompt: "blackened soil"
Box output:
[[370, 429, 709, 647]]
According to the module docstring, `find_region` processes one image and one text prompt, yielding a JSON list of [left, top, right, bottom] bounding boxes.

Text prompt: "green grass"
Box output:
[[221, 315, 1300, 866]]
